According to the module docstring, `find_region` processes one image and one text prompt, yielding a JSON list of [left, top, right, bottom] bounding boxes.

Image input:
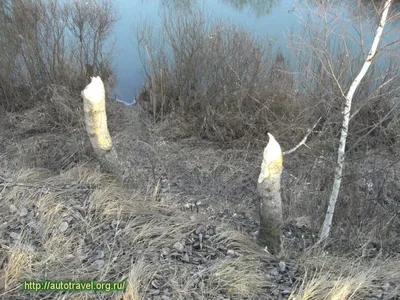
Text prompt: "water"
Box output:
[[111, 0, 399, 105], [112, 0, 300, 104]]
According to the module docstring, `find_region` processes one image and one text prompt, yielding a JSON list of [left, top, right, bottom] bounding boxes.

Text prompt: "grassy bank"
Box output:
[[1, 1, 400, 299]]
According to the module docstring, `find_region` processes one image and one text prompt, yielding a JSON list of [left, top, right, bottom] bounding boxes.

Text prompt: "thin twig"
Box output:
[[283, 117, 321, 155]]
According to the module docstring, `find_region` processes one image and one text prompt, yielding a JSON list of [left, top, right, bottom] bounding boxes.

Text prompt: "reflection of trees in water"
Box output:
[[304, 0, 399, 47], [159, 0, 398, 16], [160, 0, 198, 10], [220, 0, 282, 17], [159, 0, 282, 17], [161, 0, 281, 17], [305, 0, 400, 17]]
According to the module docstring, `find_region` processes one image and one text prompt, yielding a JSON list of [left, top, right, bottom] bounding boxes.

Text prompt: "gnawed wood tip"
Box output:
[[81, 76, 105, 104], [258, 133, 283, 184], [82, 76, 112, 152]]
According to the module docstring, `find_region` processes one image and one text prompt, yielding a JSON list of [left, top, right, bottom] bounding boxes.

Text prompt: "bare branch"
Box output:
[[283, 117, 321, 155]]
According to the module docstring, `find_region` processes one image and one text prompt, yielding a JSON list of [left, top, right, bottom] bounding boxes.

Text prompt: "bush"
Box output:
[[0, 0, 117, 113], [136, 7, 314, 144]]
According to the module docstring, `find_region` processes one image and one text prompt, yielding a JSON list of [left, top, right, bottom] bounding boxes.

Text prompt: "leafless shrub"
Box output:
[[0, 0, 117, 113], [288, 0, 400, 151], [136, 6, 314, 144]]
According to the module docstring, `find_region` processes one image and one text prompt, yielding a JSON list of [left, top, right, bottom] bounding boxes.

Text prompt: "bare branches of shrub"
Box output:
[[0, 0, 118, 112], [288, 0, 400, 153], [136, 6, 314, 144]]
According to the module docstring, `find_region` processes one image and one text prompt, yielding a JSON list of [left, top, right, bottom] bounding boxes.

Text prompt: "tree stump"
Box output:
[[257, 133, 283, 254], [81, 76, 120, 176]]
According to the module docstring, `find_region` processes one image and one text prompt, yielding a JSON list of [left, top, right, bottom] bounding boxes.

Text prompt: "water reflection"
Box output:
[[117, 0, 398, 104], [306, 0, 400, 18], [160, 0, 198, 10], [301, 0, 399, 51], [159, 0, 282, 17], [220, 0, 282, 17]]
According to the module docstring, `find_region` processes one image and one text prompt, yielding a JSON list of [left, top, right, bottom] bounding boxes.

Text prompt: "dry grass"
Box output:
[[211, 258, 265, 296], [0, 4, 399, 295], [0, 2, 399, 300], [4, 248, 35, 291], [0, 162, 273, 299], [1, 98, 400, 300], [1, 88, 400, 299], [120, 260, 153, 300], [291, 249, 400, 300]]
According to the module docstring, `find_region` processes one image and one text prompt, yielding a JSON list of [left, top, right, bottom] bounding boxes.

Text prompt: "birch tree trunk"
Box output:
[[319, 0, 393, 242], [257, 133, 283, 254]]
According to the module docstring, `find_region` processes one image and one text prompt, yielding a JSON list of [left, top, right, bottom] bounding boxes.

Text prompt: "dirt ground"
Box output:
[[0, 102, 399, 300]]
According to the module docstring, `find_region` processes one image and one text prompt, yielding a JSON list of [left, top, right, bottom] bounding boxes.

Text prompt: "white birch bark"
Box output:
[[319, 0, 393, 242]]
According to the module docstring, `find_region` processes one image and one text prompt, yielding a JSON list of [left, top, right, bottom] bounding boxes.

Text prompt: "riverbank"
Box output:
[[1, 1, 400, 298], [1, 99, 399, 299]]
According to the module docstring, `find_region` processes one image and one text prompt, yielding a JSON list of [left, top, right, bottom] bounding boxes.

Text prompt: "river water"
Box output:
[[111, 0, 399, 105], [112, 0, 302, 104]]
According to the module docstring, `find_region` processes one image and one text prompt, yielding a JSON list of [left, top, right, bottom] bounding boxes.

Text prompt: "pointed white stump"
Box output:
[[257, 133, 283, 254], [81, 76, 120, 176]]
